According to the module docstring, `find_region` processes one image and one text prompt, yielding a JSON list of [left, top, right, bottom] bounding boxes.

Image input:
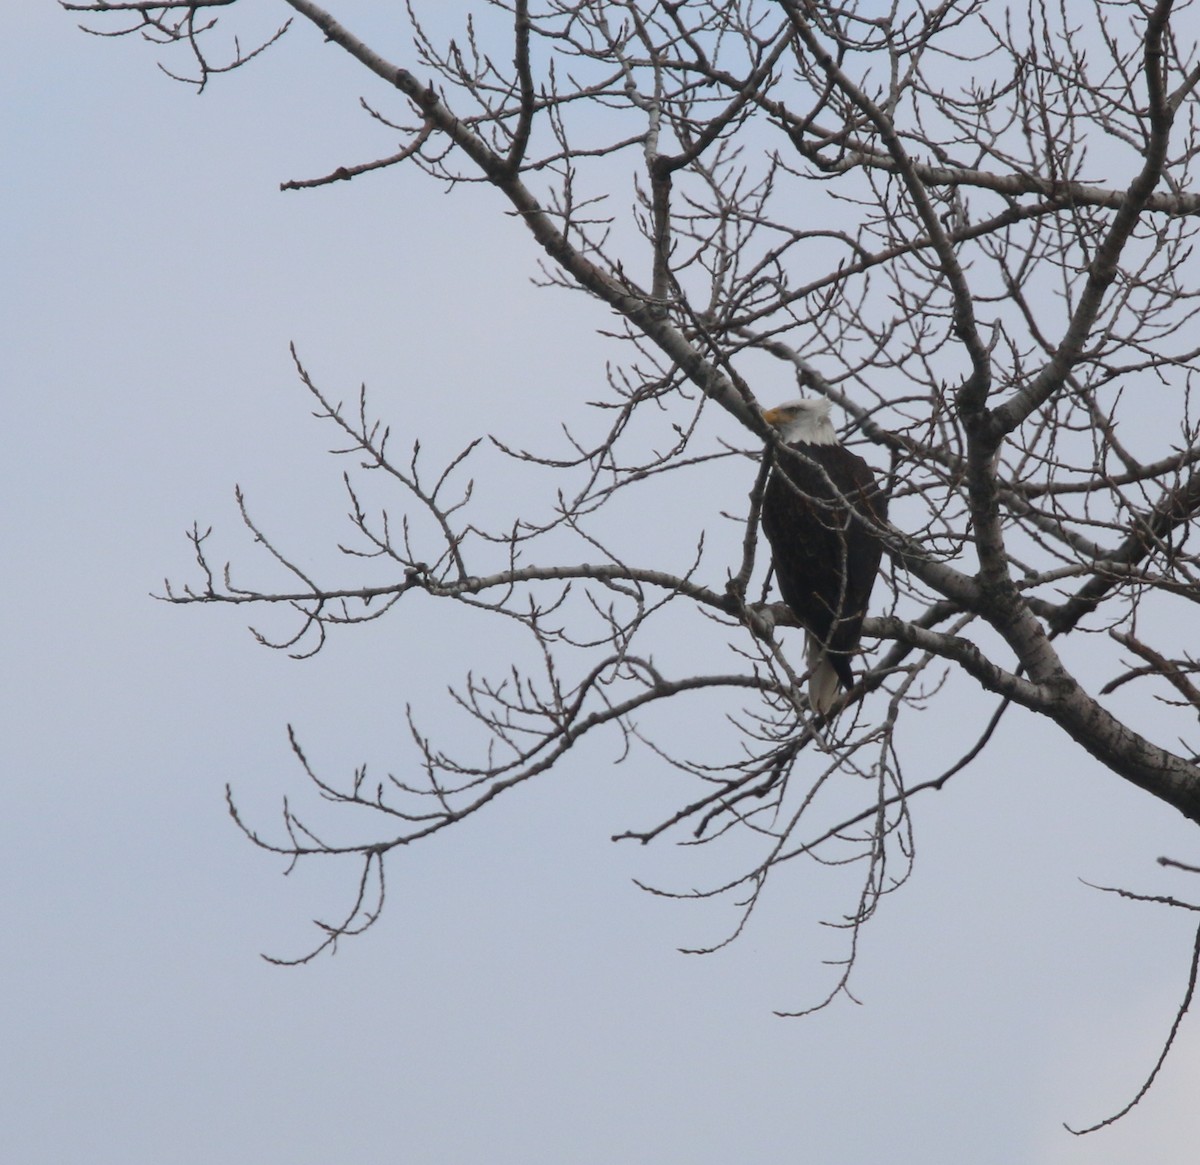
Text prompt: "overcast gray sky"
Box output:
[[6, 3, 1200, 1162]]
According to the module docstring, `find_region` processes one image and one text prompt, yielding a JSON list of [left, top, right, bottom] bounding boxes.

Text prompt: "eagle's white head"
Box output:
[[761, 398, 838, 446]]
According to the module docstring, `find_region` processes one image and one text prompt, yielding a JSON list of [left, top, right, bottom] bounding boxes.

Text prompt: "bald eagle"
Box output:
[[760, 399, 887, 714]]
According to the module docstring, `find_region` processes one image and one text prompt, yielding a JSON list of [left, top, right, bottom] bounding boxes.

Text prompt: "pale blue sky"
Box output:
[[5, 3, 1200, 1162]]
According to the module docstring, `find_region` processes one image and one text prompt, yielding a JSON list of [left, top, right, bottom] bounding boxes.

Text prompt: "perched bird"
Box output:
[[760, 398, 887, 714]]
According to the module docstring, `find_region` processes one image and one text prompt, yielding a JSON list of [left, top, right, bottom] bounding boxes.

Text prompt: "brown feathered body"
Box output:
[[761, 400, 887, 712]]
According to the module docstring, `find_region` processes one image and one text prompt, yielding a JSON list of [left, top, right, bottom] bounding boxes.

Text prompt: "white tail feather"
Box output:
[[805, 635, 842, 715]]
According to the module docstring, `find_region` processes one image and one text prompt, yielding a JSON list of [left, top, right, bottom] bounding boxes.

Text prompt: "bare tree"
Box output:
[[69, 0, 1200, 1127]]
